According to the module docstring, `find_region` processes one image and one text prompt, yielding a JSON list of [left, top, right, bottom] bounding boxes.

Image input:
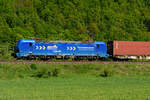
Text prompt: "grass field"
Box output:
[[0, 75, 150, 100], [0, 64, 150, 100]]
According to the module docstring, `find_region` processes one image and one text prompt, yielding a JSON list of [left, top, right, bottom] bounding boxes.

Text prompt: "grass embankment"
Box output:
[[0, 64, 150, 100], [0, 64, 150, 79]]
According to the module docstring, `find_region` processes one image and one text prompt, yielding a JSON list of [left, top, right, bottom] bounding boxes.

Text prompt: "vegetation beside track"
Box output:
[[0, 64, 150, 79]]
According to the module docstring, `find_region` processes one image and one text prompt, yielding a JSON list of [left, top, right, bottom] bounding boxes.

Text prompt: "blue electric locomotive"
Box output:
[[15, 39, 109, 59]]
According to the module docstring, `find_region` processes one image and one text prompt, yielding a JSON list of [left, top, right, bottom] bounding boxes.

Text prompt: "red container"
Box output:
[[113, 41, 150, 56]]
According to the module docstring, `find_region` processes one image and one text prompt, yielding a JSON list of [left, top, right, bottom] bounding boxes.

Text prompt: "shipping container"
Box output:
[[107, 41, 150, 59]]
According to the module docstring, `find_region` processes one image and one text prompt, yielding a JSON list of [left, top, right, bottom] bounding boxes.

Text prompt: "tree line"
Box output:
[[0, 0, 150, 46]]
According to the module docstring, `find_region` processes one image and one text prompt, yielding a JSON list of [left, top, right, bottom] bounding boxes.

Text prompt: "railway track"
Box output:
[[0, 61, 150, 64]]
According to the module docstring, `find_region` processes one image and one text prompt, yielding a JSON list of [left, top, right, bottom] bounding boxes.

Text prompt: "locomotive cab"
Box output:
[[15, 39, 35, 58], [94, 41, 109, 58]]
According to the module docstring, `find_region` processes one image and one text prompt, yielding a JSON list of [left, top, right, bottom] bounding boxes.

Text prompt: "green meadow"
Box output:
[[0, 64, 150, 100]]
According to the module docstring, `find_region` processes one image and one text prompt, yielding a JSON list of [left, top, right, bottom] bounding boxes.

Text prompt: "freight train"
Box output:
[[15, 39, 150, 60]]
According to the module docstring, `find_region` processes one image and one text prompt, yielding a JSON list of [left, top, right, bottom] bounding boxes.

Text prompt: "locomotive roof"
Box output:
[[94, 41, 106, 44], [35, 40, 83, 43], [19, 39, 105, 44], [19, 39, 35, 43]]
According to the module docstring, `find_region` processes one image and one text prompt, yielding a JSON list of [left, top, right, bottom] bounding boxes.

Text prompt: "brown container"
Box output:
[[113, 41, 150, 56]]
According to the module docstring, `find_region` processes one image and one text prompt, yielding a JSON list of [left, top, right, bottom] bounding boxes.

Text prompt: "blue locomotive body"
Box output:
[[15, 39, 109, 59]]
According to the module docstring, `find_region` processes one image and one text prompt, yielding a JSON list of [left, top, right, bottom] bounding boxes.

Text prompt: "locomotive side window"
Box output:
[[97, 44, 99, 48], [29, 43, 33, 47]]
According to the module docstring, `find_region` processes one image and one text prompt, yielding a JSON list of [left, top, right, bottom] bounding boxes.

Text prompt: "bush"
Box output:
[[52, 68, 59, 77], [30, 64, 37, 70], [31, 68, 59, 78], [103, 68, 113, 77], [31, 68, 51, 78]]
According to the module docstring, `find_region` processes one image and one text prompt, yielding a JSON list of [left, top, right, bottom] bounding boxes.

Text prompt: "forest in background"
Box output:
[[1, 0, 150, 46]]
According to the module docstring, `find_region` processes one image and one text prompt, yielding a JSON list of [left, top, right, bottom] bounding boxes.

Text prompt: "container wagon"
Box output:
[[15, 39, 109, 59], [107, 41, 150, 59]]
